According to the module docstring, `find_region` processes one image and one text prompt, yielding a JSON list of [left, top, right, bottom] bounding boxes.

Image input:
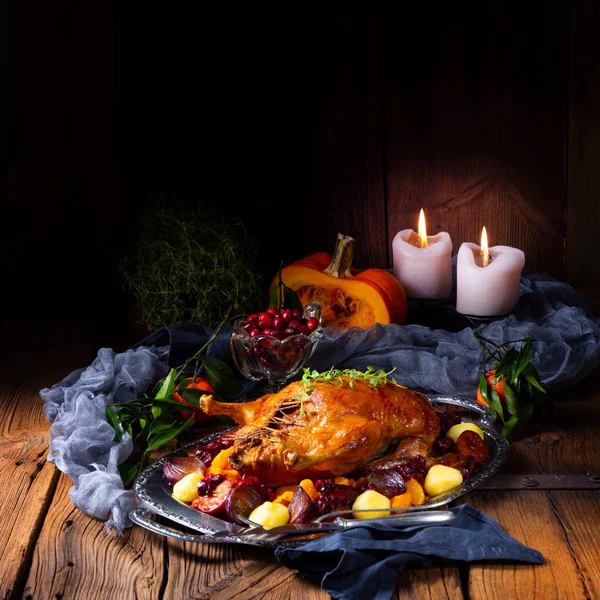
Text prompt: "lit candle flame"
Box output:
[[418, 209, 428, 248], [481, 226, 489, 267]]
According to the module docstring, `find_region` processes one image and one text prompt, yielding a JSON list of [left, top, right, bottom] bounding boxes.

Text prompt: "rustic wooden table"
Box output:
[[1, 326, 599, 600]]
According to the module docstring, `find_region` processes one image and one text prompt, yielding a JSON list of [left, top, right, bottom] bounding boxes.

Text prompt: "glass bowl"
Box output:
[[230, 302, 323, 386]]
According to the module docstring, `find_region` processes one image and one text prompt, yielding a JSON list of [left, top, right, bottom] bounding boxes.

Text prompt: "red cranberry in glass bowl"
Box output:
[[230, 302, 323, 386]]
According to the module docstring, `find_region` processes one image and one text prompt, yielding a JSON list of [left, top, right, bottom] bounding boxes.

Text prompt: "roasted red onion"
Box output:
[[224, 479, 263, 525], [365, 469, 407, 498], [163, 456, 206, 483], [288, 486, 311, 524]]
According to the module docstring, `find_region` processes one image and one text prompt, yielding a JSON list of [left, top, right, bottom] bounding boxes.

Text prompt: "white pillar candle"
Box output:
[[456, 238, 525, 317], [392, 211, 453, 299]]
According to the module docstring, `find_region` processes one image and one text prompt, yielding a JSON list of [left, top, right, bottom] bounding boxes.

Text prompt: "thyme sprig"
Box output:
[[295, 366, 402, 414]]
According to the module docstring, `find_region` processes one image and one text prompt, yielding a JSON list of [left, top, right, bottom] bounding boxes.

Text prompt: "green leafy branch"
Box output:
[[105, 320, 241, 486], [474, 333, 550, 438]]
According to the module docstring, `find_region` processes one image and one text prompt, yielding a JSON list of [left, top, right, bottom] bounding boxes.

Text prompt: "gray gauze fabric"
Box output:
[[309, 274, 600, 395], [40, 347, 168, 533]]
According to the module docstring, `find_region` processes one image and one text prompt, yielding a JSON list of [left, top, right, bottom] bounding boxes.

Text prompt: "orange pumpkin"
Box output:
[[273, 234, 407, 330]]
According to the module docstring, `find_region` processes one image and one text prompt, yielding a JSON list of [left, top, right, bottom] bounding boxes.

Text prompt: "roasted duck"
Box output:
[[198, 377, 440, 484]]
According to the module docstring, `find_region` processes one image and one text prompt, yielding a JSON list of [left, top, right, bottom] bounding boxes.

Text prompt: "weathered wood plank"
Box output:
[[0, 331, 96, 600], [567, 0, 600, 296], [23, 474, 166, 600], [464, 491, 589, 599], [161, 540, 462, 599], [394, 567, 463, 599], [162, 541, 324, 599], [503, 368, 600, 475], [272, 4, 388, 269], [383, 1, 568, 278], [548, 491, 600, 599], [0, 430, 59, 600]]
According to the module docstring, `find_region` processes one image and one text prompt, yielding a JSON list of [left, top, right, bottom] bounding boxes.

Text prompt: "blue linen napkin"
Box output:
[[275, 504, 544, 600]]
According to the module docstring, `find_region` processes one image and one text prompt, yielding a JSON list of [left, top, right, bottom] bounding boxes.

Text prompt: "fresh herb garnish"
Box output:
[[475, 333, 550, 438], [295, 366, 401, 411]]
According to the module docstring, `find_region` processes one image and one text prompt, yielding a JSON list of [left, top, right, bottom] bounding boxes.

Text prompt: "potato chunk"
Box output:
[[446, 422, 484, 442], [172, 472, 203, 503], [248, 501, 290, 529], [424, 464, 463, 497], [352, 490, 391, 519]]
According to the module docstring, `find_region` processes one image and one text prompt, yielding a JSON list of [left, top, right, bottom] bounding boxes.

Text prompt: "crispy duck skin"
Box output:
[[199, 377, 440, 485]]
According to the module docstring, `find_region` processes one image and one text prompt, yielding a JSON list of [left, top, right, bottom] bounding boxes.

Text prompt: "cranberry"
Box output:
[[315, 478, 336, 494], [273, 317, 285, 330], [439, 458, 450, 466], [267, 307, 279, 316], [306, 318, 319, 331], [359, 481, 377, 493], [271, 330, 285, 340], [434, 436, 456, 455], [297, 325, 309, 335], [247, 313, 260, 322], [281, 309, 293, 322], [326, 487, 358, 510], [436, 410, 462, 436], [292, 309, 303, 319], [190, 442, 221, 466], [284, 327, 297, 336], [262, 328, 273, 336], [259, 484, 277, 501], [197, 473, 225, 497], [249, 329, 261, 338], [409, 456, 428, 482], [192, 450, 215, 465], [312, 494, 332, 515], [461, 460, 480, 480], [288, 319, 302, 330], [242, 320, 256, 332], [206, 441, 222, 450], [397, 464, 414, 481], [258, 317, 273, 330]]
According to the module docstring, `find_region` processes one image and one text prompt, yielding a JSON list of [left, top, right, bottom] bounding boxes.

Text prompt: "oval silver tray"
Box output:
[[130, 395, 508, 548]]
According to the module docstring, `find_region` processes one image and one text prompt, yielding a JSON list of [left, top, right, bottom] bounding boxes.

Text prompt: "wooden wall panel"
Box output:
[[382, 1, 568, 277], [567, 0, 600, 309], [273, 4, 387, 269]]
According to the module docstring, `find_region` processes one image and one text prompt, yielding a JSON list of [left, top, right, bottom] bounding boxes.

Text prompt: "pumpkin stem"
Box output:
[[323, 233, 355, 278]]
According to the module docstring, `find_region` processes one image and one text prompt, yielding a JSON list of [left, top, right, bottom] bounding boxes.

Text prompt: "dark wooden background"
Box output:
[[4, 0, 599, 338]]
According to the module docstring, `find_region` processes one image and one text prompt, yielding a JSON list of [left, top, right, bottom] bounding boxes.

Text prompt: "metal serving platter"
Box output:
[[130, 395, 508, 548]]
